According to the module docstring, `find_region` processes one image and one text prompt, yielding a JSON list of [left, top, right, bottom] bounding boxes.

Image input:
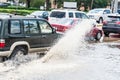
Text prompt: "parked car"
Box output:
[[87, 25, 103, 41], [87, 8, 111, 23], [102, 14, 120, 37], [26, 11, 49, 20], [48, 9, 89, 24], [51, 18, 103, 41], [0, 16, 60, 60], [51, 18, 80, 32]]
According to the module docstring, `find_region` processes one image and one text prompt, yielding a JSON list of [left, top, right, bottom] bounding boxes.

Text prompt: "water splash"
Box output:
[[1, 19, 120, 80], [41, 19, 94, 63]]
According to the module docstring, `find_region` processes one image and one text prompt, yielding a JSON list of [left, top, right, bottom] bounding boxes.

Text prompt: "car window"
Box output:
[[81, 13, 89, 19], [117, 10, 120, 14], [23, 20, 39, 34], [108, 16, 120, 21], [104, 10, 110, 14], [69, 12, 74, 18], [9, 20, 21, 34], [89, 9, 103, 13], [50, 11, 65, 18], [23, 20, 29, 34], [39, 20, 52, 33], [29, 20, 39, 34], [75, 12, 81, 18]]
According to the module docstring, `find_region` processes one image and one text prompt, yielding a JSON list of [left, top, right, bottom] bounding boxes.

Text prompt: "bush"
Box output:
[[7, 6, 39, 10], [0, 8, 36, 15]]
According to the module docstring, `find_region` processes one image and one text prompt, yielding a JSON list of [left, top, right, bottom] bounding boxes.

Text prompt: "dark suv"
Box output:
[[0, 16, 59, 60]]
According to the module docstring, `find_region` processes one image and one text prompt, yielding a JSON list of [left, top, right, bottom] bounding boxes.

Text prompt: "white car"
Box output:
[[48, 9, 89, 24], [26, 11, 49, 20], [87, 8, 111, 23]]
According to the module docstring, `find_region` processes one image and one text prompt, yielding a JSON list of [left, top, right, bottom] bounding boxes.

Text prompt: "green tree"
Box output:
[[26, 0, 31, 8], [18, 0, 111, 10], [19, 0, 31, 8], [30, 0, 45, 8]]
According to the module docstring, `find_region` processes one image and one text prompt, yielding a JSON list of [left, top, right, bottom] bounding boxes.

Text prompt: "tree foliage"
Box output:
[[30, 0, 44, 8], [56, 0, 111, 10], [21, 0, 111, 10]]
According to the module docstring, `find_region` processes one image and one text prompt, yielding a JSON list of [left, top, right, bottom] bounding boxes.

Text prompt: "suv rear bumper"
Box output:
[[0, 51, 11, 57]]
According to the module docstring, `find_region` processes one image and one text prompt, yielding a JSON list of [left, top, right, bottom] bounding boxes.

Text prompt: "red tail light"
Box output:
[[116, 21, 120, 25], [0, 39, 5, 48], [62, 26, 69, 32]]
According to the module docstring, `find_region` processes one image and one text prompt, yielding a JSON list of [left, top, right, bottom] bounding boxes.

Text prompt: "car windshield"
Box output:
[[89, 9, 103, 14], [50, 11, 66, 18]]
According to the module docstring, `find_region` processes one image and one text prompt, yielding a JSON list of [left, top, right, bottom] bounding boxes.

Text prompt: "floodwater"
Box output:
[[0, 20, 120, 80]]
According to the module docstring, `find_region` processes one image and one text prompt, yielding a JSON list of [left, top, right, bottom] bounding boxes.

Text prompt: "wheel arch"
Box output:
[[9, 41, 30, 56]]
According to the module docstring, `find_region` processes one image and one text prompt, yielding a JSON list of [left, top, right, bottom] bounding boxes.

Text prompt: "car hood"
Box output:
[[87, 13, 102, 16]]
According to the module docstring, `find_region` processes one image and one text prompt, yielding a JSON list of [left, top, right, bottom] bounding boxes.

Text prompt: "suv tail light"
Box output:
[[116, 21, 120, 25], [0, 39, 5, 48]]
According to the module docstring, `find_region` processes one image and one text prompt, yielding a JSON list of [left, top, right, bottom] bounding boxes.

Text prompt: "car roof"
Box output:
[[51, 9, 85, 13], [0, 15, 46, 20]]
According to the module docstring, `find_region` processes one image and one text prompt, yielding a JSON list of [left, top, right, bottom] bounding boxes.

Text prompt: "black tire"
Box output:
[[95, 31, 102, 41], [9, 46, 27, 60], [104, 32, 109, 37]]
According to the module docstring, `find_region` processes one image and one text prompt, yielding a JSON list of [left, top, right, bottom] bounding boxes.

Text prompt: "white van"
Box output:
[[48, 9, 89, 24]]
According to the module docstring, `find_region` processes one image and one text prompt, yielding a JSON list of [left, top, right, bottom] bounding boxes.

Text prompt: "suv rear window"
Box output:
[[50, 11, 65, 18], [108, 16, 120, 22]]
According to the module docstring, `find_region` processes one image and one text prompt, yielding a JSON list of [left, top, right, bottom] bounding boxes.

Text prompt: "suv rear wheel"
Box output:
[[104, 32, 109, 37], [9, 46, 27, 60]]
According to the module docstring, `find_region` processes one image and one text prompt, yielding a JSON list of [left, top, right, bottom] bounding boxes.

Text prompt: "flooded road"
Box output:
[[0, 21, 120, 80], [0, 42, 120, 80]]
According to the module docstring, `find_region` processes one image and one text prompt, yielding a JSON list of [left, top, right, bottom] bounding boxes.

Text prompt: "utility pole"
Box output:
[[45, 0, 49, 10], [111, 0, 118, 13], [90, 0, 94, 9]]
